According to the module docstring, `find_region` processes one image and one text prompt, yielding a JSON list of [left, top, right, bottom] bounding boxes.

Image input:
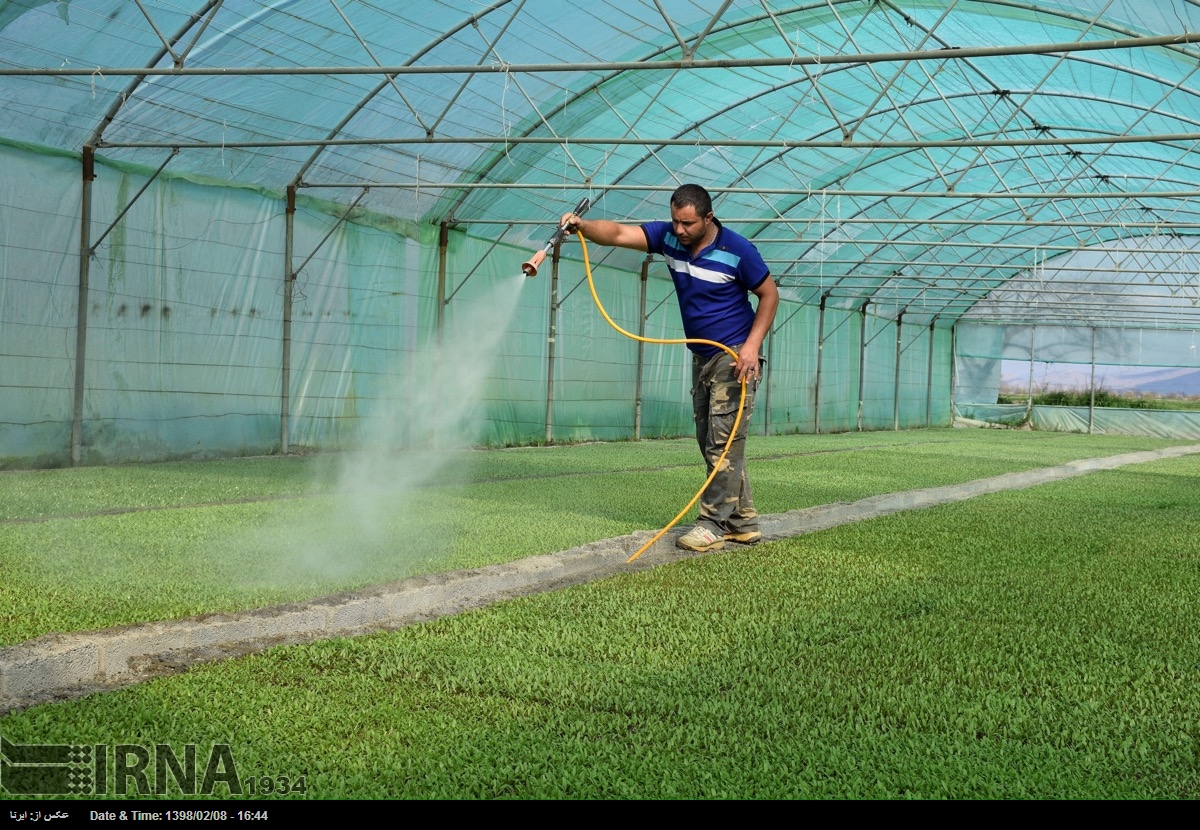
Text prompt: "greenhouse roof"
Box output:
[[5, 0, 1200, 328]]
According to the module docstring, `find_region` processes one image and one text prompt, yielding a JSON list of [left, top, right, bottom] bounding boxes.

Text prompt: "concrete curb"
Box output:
[[3, 443, 1198, 712], [0, 531, 701, 712]]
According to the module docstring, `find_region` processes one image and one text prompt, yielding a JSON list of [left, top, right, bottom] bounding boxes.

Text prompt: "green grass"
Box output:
[[2, 446, 1198, 798], [0, 429, 1191, 646], [999, 388, 1200, 410]]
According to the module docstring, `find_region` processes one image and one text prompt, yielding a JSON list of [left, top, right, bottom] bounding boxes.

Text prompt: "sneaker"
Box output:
[[725, 529, 762, 545], [676, 525, 725, 552]]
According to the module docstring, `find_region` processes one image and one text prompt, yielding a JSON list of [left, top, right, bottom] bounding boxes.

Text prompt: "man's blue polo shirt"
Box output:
[[641, 220, 770, 358]]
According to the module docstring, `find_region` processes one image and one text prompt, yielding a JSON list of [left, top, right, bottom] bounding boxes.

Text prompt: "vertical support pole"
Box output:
[[925, 319, 936, 428], [432, 221, 451, 451], [856, 300, 870, 432], [949, 323, 957, 423], [813, 293, 827, 434], [633, 256, 649, 440], [436, 221, 449, 343], [71, 146, 96, 466], [281, 185, 296, 454], [1088, 326, 1097, 435], [893, 310, 904, 431], [1026, 325, 1036, 423], [432, 221, 451, 448], [545, 239, 562, 444]]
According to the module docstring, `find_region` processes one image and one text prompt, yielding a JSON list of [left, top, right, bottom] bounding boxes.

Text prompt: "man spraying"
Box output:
[[562, 184, 779, 552]]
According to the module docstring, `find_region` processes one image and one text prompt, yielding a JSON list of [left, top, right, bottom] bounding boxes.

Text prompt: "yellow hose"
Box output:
[[577, 233, 747, 563]]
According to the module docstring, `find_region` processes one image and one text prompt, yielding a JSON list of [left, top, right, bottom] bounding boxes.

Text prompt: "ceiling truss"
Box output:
[[4, 0, 1200, 329]]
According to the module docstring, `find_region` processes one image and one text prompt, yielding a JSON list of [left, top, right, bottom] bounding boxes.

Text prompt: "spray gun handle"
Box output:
[[569, 196, 592, 222], [550, 196, 592, 246]]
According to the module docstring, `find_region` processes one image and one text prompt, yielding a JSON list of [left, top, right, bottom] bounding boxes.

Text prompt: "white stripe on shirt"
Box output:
[[663, 255, 737, 285]]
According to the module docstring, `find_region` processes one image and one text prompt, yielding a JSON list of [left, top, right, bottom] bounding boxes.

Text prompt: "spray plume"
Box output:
[[233, 272, 529, 590]]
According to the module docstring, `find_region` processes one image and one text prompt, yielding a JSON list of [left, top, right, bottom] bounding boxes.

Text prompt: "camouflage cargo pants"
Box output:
[[692, 346, 760, 536]]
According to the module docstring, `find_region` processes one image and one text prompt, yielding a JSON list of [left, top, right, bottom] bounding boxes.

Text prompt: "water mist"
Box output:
[[240, 272, 531, 591]]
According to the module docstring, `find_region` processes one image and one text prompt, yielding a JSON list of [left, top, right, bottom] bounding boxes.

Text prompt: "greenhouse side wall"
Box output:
[[1, 143, 287, 466], [2, 142, 956, 468], [0, 147, 77, 468], [761, 302, 818, 435]]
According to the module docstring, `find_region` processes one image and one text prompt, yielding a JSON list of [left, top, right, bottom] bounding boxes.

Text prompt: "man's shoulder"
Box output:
[[717, 224, 756, 249], [641, 220, 673, 253], [713, 226, 769, 285]]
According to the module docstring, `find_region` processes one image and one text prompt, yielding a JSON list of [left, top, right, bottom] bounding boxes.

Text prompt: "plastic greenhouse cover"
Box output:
[[4, 1, 1200, 273], [958, 321, 1200, 369], [7, 1, 1200, 461]]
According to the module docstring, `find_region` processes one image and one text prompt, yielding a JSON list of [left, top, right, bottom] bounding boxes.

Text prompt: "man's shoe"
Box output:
[[677, 525, 725, 552], [726, 529, 762, 545]]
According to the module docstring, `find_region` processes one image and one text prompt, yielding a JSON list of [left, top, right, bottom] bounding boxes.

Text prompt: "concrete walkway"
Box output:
[[3, 442, 1198, 712]]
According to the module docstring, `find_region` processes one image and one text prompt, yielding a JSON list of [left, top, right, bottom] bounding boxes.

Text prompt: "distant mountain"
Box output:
[[1001, 362, 1200, 397]]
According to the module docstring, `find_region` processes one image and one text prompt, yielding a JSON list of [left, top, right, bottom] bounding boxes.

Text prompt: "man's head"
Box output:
[[670, 184, 715, 250], [670, 184, 713, 218]]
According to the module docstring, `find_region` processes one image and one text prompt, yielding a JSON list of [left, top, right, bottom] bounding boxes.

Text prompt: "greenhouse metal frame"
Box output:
[[4, 0, 1200, 466]]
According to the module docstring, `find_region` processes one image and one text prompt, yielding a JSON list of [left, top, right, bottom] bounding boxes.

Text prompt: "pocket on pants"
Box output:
[[710, 377, 752, 418]]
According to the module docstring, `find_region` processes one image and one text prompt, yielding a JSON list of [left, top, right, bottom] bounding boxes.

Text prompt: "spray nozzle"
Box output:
[[521, 196, 592, 277]]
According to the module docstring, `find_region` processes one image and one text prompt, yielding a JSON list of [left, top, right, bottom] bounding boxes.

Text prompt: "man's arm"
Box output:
[[736, 276, 779, 381], [561, 213, 649, 252]]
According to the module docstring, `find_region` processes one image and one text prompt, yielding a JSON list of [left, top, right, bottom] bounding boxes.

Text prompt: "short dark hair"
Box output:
[[670, 184, 713, 217]]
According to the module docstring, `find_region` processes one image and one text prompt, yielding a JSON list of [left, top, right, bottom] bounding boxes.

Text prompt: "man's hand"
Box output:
[[733, 276, 778, 382], [560, 212, 583, 234], [734, 342, 762, 383]]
